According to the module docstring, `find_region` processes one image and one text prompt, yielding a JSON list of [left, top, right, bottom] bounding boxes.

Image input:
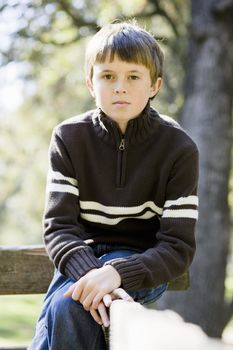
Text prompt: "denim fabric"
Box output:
[[28, 245, 167, 350], [28, 271, 106, 350]]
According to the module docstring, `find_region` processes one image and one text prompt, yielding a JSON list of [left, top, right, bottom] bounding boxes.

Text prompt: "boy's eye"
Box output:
[[129, 75, 140, 80], [103, 74, 113, 80]]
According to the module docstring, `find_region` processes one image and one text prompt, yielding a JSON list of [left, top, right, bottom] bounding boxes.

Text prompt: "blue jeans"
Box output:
[[28, 246, 167, 350]]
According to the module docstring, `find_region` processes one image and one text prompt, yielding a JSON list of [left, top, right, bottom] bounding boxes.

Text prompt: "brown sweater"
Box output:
[[44, 103, 199, 291]]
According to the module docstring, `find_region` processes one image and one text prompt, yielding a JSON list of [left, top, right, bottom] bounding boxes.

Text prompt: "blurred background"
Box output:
[[0, 0, 233, 347]]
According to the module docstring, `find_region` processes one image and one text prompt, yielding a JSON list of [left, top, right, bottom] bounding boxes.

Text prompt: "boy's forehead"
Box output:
[[93, 57, 149, 73]]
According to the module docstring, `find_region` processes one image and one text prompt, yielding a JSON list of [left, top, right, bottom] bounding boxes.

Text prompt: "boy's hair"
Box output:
[[85, 21, 164, 85]]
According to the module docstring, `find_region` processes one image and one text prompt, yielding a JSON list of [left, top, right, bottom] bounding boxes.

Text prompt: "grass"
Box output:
[[0, 294, 44, 347]]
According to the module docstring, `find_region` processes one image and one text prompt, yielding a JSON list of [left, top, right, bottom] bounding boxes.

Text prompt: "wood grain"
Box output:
[[0, 245, 189, 294]]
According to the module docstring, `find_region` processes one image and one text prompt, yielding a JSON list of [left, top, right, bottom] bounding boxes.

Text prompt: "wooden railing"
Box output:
[[0, 245, 189, 295], [0, 245, 189, 349]]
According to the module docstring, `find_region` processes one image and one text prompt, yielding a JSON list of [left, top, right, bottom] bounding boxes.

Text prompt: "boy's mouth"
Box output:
[[113, 101, 130, 105]]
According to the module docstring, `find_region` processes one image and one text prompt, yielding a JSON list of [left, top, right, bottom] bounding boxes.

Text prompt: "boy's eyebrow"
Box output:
[[99, 69, 143, 74], [100, 70, 115, 73], [129, 70, 143, 74]]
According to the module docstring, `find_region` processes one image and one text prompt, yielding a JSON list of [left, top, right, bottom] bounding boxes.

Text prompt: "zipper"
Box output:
[[119, 138, 125, 151], [117, 137, 126, 187]]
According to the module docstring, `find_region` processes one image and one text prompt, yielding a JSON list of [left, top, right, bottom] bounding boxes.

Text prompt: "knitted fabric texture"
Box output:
[[44, 104, 199, 291]]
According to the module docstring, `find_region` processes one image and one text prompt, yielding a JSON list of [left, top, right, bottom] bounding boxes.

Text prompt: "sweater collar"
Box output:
[[92, 101, 159, 146]]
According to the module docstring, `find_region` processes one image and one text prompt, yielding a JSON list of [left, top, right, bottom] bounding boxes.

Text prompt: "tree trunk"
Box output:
[[156, 0, 233, 337]]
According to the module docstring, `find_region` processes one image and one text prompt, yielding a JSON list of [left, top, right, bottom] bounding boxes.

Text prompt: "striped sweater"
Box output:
[[44, 103, 199, 291]]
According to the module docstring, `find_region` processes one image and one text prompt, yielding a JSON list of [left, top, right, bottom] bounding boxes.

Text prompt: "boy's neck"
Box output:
[[117, 121, 128, 135], [99, 101, 151, 135]]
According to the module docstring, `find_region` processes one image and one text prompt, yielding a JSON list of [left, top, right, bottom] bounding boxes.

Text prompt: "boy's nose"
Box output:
[[114, 87, 127, 94], [114, 82, 127, 94]]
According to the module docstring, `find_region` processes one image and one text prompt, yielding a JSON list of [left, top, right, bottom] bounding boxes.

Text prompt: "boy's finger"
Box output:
[[90, 308, 103, 325], [92, 292, 105, 309], [98, 302, 110, 327], [112, 288, 134, 302], [82, 290, 97, 310], [103, 294, 112, 307], [71, 280, 84, 301], [63, 284, 76, 298]]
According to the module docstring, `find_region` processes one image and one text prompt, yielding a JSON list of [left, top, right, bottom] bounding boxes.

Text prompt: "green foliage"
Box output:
[[0, 295, 44, 346]]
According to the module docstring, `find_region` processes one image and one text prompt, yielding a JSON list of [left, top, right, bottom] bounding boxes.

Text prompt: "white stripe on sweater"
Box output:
[[164, 195, 198, 208], [80, 211, 156, 225], [79, 200, 163, 216], [162, 209, 198, 219], [48, 170, 78, 186], [47, 183, 79, 196]]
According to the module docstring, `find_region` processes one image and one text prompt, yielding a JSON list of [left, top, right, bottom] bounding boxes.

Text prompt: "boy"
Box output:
[[29, 21, 199, 350]]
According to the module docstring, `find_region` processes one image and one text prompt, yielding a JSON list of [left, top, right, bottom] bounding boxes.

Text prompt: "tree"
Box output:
[[157, 0, 233, 338]]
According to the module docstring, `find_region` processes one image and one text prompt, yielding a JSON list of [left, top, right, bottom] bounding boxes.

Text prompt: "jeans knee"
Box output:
[[48, 293, 82, 324]]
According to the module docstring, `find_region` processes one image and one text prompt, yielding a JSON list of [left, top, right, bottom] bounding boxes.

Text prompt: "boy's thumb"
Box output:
[[63, 284, 75, 297]]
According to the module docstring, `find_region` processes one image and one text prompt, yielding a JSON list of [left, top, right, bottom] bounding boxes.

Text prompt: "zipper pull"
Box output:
[[119, 138, 125, 151]]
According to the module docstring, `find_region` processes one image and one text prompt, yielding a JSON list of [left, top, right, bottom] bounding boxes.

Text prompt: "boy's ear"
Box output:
[[86, 78, 95, 98], [150, 78, 163, 98]]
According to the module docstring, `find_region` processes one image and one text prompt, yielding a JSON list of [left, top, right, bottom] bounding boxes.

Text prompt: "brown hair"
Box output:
[[85, 21, 164, 85]]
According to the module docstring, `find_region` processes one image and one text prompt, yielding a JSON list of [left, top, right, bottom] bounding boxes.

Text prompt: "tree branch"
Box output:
[[148, 0, 179, 36], [56, 0, 97, 30], [6, 0, 177, 48], [212, 0, 233, 14], [16, 23, 95, 46]]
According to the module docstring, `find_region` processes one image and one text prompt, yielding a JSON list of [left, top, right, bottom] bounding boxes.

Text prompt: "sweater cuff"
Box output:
[[105, 255, 146, 291], [63, 247, 103, 281]]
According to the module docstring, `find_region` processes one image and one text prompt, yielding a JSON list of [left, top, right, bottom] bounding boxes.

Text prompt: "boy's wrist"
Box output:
[[104, 264, 121, 288]]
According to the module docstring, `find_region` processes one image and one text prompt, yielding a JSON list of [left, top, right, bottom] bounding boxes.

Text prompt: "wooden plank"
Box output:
[[0, 347, 27, 350], [0, 245, 54, 295], [0, 245, 189, 294]]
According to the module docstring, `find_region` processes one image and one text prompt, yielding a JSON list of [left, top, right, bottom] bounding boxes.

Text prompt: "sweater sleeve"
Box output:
[[106, 146, 199, 291], [43, 127, 103, 280]]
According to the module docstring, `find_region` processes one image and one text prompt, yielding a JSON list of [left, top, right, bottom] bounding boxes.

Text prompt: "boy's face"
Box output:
[[87, 55, 162, 130]]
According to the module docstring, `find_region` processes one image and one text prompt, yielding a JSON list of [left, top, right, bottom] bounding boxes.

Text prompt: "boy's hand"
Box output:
[[90, 288, 134, 327], [102, 288, 134, 308], [90, 301, 109, 327], [64, 265, 121, 310]]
